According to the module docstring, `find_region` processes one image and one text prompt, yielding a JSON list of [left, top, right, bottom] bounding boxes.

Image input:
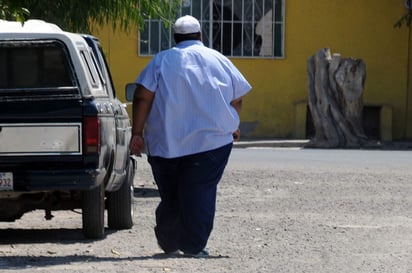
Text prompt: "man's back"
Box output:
[[138, 40, 250, 158]]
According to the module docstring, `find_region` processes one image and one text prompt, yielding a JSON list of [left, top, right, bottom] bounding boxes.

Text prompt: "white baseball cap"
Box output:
[[173, 15, 201, 34]]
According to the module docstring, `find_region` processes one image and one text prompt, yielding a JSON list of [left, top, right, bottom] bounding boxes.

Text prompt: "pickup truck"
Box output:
[[0, 20, 135, 239]]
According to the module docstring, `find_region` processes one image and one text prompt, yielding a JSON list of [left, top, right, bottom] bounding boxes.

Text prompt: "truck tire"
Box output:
[[82, 182, 105, 239], [107, 162, 134, 229]]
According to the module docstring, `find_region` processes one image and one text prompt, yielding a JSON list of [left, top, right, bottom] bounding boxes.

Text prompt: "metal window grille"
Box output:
[[139, 0, 284, 58]]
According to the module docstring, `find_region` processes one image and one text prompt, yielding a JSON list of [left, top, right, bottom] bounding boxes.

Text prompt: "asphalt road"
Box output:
[[230, 146, 412, 170]]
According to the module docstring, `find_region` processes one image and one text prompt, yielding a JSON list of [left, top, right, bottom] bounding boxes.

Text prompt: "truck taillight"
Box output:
[[83, 117, 100, 153]]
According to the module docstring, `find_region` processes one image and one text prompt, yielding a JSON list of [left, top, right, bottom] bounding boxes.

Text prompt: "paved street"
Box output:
[[230, 145, 412, 170]]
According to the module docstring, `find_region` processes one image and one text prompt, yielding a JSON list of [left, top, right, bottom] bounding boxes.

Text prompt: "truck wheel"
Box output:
[[107, 162, 134, 229], [82, 182, 105, 239]]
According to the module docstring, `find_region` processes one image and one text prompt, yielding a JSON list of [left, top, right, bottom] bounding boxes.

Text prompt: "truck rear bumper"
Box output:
[[9, 169, 106, 191]]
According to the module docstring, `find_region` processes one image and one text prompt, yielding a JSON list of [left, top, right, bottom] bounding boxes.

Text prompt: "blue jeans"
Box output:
[[148, 143, 233, 254]]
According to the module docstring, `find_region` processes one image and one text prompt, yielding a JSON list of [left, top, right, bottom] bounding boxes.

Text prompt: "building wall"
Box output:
[[93, 0, 411, 140]]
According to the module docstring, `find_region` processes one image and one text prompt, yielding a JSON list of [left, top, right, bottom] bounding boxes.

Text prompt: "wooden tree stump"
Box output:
[[306, 48, 368, 148]]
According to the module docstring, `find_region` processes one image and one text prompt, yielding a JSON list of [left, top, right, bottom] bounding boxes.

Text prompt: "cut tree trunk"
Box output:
[[307, 48, 368, 148]]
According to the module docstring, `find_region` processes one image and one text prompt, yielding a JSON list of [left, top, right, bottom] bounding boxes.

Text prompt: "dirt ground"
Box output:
[[1, 148, 412, 273]]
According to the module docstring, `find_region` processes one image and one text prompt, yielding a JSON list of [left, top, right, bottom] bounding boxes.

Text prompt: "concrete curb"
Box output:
[[234, 139, 309, 148], [234, 139, 412, 150]]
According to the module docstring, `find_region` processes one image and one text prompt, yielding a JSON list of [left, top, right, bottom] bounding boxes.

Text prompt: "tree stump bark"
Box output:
[[307, 48, 368, 148]]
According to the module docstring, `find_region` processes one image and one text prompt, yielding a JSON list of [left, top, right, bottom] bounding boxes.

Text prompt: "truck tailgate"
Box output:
[[0, 98, 85, 157], [0, 122, 81, 155]]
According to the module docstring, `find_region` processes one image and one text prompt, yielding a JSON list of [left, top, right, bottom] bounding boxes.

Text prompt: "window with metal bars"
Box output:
[[139, 0, 284, 58]]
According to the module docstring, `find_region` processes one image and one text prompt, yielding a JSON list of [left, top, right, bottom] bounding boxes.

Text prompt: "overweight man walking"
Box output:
[[130, 15, 252, 258]]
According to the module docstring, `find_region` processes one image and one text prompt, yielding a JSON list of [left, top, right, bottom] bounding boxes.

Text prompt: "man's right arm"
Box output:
[[230, 97, 243, 116], [230, 97, 243, 141]]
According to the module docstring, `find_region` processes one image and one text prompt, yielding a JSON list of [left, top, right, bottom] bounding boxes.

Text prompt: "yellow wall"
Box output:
[[93, 0, 411, 140]]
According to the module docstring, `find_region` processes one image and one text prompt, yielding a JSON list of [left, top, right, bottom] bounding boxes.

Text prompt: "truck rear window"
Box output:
[[0, 40, 76, 90]]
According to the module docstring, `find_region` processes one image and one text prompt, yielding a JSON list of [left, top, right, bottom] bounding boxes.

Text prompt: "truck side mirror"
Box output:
[[125, 83, 137, 101]]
